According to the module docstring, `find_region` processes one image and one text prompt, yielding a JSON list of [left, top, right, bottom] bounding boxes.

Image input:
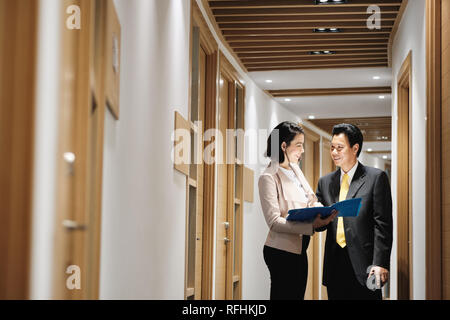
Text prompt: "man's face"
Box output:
[[330, 133, 359, 170]]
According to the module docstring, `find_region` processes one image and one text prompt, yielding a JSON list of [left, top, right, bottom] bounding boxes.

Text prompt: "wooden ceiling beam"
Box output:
[[230, 39, 387, 48], [247, 60, 388, 71], [216, 14, 397, 23], [247, 63, 388, 71], [234, 45, 388, 53], [218, 21, 395, 29], [268, 87, 392, 97], [208, 0, 402, 9], [222, 28, 392, 35], [242, 55, 388, 64], [239, 50, 387, 58], [212, 7, 400, 16], [226, 34, 390, 42]]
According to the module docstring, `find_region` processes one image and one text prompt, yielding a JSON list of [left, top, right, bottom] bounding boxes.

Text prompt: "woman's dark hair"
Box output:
[[332, 123, 364, 157], [265, 121, 304, 163]]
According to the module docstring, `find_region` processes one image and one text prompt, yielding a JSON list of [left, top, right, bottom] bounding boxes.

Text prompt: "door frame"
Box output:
[[396, 51, 413, 300], [425, 0, 442, 300], [215, 52, 246, 300], [188, 0, 219, 300]]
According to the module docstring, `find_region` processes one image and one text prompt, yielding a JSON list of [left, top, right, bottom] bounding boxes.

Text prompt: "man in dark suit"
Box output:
[[316, 123, 393, 300]]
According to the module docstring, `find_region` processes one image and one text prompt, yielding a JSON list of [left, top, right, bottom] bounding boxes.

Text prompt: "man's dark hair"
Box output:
[[332, 123, 364, 157], [266, 121, 304, 163]]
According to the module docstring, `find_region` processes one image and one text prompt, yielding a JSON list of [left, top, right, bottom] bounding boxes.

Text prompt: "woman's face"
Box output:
[[282, 133, 305, 164]]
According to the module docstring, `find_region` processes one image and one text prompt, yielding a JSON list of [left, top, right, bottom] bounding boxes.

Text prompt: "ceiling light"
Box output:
[[284, 98, 292, 102], [378, 95, 385, 99], [265, 79, 273, 83], [382, 155, 388, 160], [367, 148, 373, 152], [373, 76, 381, 80], [310, 50, 336, 55], [315, 0, 347, 4], [313, 28, 341, 33], [308, 115, 316, 120]]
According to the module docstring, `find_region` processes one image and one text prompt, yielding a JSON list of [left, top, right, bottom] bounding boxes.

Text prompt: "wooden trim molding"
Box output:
[[201, 51, 218, 300], [193, 1, 218, 55], [199, 0, 248, 74], [425, 0, 442, 301], [268, 86, 391, 98], [397, 50, 413, 300], [388, 0, 409, 67]]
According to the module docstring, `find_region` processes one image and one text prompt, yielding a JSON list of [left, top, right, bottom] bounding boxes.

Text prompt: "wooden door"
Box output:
[[184, 28, 206, 299], [54, 0, 116, 299], [215, 73, 231, 299]]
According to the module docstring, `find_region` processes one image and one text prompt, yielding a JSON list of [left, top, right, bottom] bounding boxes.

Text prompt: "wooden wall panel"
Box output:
[[442, 0, 450, 300], [0, 0, 38, 299]]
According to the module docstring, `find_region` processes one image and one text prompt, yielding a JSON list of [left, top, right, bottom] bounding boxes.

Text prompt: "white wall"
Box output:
[[30, 0, 62, 300], [391, 0, 427, 300], [100, 0, 191, 299], [359, 152, 388, 171]]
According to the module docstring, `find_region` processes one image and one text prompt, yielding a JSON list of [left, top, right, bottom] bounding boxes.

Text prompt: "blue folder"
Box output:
[[287, 198, 362, 222]]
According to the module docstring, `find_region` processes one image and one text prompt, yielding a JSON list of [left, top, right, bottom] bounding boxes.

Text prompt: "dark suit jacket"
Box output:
[[316, 162, 393, 287]]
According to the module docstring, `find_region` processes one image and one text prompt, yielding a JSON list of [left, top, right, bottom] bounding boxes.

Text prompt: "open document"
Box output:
[[287, 198, 362, 222]]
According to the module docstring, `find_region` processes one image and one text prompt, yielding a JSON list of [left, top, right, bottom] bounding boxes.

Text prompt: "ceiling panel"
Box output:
[[309, 117, 392, 142], [207, 0, 405, 71]]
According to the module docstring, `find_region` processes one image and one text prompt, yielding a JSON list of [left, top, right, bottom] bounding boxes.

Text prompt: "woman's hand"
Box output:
[[312, 210, 338, 230]]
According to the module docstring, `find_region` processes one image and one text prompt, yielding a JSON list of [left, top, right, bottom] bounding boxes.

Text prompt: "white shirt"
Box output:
[[340, 161, 359, 185], [279, 166, 309, 203]]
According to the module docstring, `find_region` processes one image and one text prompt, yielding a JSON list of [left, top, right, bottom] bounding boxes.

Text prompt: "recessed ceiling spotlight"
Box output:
[[313, 27, 341, 33], [315, 0, 347, 5], [382, 155, 388, 160], [265, 79, 273, 83], [308, 115, 316, 120], [378, 95, 385, 99], [367, 148, 373, 152], [373, 76, 381, 80], [310, 50, 336, 55], [284, 98, 292, 102]]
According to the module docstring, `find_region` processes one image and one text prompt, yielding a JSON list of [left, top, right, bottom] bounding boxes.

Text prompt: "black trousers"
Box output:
[[263, 237, 309, 300], [326, 246, 382, 300]]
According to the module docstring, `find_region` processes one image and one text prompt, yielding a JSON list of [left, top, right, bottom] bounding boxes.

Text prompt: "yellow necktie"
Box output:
[[337, 173, 349, 248]]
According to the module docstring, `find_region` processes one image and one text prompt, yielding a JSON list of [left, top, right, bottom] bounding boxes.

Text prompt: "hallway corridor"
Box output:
[[0, 0, 448, 301]]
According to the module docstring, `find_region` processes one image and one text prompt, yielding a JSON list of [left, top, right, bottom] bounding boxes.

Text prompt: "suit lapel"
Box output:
[[346, 162, 366, 200], [330, 169, 341, 204]]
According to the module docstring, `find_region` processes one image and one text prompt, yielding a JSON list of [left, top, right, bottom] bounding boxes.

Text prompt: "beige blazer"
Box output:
[[258, 161, 322, 254]]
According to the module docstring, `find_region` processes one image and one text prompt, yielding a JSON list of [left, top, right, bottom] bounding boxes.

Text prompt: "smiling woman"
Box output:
[[258, 121, 336, 300]]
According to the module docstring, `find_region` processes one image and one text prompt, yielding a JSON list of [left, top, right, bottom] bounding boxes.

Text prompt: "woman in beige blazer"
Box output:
[[259, 121, 337, 300]]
